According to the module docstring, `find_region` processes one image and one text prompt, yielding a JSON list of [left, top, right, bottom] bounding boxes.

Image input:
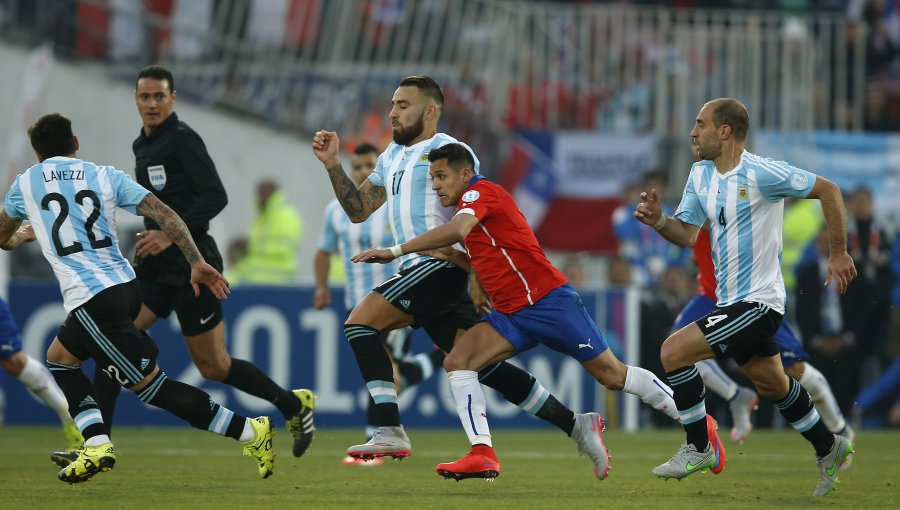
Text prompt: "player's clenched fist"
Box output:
[[312, 130, 340, 168]]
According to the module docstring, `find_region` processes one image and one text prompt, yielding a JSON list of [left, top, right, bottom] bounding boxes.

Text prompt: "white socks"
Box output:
[[84, 434, 110, 447], [18, 355, 71, 422], [695, 359, 738, 401], [239, 419, 255, 442], [448, 370, 492, 447], [798, 363, 846, 434], [623, 365, 680, 420]]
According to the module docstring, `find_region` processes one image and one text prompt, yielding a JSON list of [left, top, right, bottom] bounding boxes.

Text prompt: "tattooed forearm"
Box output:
[[136, 195, 203, 265], [364, 185, 386, 212], [327, 163, 366, 219]]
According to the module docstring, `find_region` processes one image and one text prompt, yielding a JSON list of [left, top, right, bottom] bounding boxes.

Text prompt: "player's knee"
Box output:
[[196, 361, 229, 381], [659, 337, 687, 370], [0, 355, 24, 376], [443, 350, 473, 372]]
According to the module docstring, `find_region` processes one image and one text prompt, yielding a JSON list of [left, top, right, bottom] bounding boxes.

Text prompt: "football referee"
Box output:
[[88, 65, 315, 459]]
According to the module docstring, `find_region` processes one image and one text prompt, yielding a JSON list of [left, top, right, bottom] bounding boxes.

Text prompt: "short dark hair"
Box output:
[[709, 98, 749, 142], [398, 75, 444, 109], [28, 113, 76, 158], [354, 143, 379, 156], [427, 143, 474, 171], [136, 65, 175, 93]]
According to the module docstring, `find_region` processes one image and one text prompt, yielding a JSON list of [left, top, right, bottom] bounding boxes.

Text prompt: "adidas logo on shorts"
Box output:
[[140, 358, 150, 370], [399, 299, 411, 309]]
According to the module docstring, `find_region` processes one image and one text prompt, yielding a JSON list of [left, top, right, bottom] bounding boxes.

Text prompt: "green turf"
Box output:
[[1, 425, 898, 509]]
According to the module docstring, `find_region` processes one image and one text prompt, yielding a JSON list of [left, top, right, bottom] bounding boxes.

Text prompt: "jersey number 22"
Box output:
[[41, 190, 113, 256]]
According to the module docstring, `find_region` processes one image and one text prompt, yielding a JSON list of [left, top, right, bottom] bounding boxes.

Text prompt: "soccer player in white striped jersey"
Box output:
[[0, 113, 275, 483], [313, 142, 445, 465], [634, 98, 856, 496], [312, 76, 607, 472]]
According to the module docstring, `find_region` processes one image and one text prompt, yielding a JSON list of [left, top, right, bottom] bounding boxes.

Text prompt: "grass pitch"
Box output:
[[1, 425, 898, 509]]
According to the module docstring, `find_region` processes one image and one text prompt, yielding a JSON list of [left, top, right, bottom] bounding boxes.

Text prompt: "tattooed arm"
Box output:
[[136, 194, 230, 299], [0, 210, 35, 250], [313, 130, 386, 222], [136, 194, 203, 265]]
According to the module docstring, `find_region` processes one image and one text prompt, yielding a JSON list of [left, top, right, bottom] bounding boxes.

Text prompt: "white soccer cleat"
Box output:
[[346, 426, 411, 460], [652, 442, 715, 480], [728, 386, 759, 443], [813, 434, 853, 497], [571, 412, 611, 479]]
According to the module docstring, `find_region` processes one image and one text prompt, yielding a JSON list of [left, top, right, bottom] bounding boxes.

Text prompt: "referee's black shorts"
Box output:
[[57, 280, 159, 388], [373, 259, 481, 352], [134, 234, 224, 336], [696, 300, 783, 366]]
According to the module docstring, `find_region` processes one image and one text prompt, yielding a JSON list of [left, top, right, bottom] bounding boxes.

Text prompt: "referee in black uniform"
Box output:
[[93, 65, 315, 458]]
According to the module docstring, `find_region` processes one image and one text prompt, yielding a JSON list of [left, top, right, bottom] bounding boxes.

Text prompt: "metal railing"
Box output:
[[0, 0, 865, 172]]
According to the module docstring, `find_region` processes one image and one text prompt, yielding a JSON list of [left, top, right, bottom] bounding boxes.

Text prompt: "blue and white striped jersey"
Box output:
[[674, 151, 817, 314], [319, 198, 397, 309], [367, 133, 479, 270], [5, 157, 150, 312]]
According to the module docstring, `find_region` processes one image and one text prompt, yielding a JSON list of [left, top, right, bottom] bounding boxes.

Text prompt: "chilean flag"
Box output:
[[500, 132, 656, 253]]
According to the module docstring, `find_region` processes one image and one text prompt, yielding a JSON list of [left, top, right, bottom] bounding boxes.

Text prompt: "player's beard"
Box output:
[[695, 139, 721, 161], [392, 113, 425, 146]]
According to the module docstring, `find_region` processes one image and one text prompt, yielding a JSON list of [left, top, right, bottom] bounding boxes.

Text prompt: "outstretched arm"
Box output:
[[807, 176, 856, 294], [312, 130, 386, 222], [633, 188, 700, 247], [136, 194, 230, 299], [0, 210, 34, 250], [351, 214, 479, 263]]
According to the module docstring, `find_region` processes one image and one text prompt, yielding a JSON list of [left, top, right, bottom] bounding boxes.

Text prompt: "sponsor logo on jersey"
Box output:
[[148, 165, 167, 191]]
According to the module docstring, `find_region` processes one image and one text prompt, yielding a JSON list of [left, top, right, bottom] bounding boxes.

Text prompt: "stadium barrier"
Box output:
[[4, 282, 644, 430]]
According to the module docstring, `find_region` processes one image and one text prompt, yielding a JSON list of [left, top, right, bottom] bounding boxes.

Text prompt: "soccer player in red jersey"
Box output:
[[353, 143, 683, 481]]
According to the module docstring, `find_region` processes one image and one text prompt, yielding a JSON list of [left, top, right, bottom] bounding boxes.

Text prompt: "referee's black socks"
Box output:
[[223, 358, 301, 419]]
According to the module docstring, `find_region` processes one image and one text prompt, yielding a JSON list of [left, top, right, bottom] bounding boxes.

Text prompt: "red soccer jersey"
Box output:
[[457, 178, 568, 314], [693, 229, 718, 301]]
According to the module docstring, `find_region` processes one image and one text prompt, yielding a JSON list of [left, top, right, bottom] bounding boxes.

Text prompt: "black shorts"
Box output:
[[373, 259, 481, 352], [696, 301, 783, 366], [57, 280, 159, 388], [134, 234, 224, 336]]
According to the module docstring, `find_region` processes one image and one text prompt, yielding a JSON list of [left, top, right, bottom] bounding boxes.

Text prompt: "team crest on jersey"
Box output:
[[148, 165, 167, 191], [462, 190, 480, 203], [738, 187, 748, 200], [790, 171, 808, 191], [419, 152, 430, 162]]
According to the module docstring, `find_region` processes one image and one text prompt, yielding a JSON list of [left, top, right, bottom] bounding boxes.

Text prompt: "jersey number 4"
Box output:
[[41, 191, 113, 256]]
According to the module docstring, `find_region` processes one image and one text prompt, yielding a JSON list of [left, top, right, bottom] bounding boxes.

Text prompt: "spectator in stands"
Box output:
[[845, 186, 893, 364], [795, 228, 861, 413], [230, 180, 304, 284], [612, 172, 688, 285]]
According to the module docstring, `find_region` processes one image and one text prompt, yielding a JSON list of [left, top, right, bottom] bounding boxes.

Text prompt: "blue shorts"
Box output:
[[673, 294, 808, 366], [0, 297, 23, 361], [483, 284, 609, 362]]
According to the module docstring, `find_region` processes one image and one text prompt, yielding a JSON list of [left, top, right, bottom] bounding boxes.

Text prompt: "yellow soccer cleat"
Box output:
[[58, 442, 116, 484], [51, 422, 85, 468], [243, 416, 276, 478]]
